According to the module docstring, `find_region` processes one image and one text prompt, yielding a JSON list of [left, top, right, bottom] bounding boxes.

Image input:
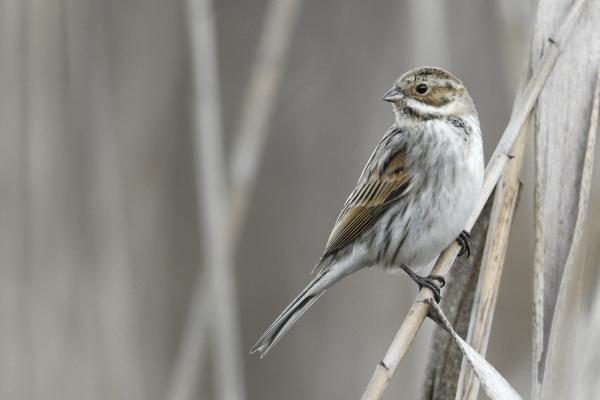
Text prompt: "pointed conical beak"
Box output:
[[383, 87, 404, 102]]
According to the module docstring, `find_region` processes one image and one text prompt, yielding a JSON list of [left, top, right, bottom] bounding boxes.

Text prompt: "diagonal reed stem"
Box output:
[[168, 1, 245, 399], [166, 1, 302, 399]]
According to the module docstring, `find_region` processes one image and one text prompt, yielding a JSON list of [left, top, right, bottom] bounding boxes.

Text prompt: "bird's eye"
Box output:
[[415, 83, 428, 94]]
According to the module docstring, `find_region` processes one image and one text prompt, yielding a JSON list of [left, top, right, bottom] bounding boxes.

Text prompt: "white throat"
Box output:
[[406, 97, 462, 116], [393, 99, 478, 132]]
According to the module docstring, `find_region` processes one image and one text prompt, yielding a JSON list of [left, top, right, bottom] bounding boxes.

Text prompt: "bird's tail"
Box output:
[[250, 273, 327, 358], [251, 251, 369, 357]]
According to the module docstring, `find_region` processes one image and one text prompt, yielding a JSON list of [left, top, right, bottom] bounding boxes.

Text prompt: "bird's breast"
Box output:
[[377, 118, 483, 272]]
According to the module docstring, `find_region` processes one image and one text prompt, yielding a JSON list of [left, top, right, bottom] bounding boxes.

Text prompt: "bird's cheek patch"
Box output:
[[420, 90, 453, 107]]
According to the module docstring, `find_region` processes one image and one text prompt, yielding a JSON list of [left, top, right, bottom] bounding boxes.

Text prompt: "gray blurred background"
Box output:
[[5, 0, 592, 399]]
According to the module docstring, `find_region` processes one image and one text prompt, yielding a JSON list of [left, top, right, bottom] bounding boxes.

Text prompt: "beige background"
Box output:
[[3, 0, 598, 399]]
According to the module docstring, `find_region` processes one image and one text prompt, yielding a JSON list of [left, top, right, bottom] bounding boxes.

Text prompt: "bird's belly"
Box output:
[[375, 150, 482, 274]]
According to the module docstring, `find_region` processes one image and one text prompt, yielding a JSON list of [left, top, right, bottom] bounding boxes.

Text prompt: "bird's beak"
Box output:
[[383, 87, 404, 102]]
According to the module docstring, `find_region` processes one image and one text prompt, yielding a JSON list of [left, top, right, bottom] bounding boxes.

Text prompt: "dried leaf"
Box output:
[[540, 67, 600, 400], [531, 1, 599, 397], [427, 301, 523, 400]]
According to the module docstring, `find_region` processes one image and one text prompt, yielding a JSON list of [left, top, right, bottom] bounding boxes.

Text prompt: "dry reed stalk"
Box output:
[[531, 0, 600, 397], [455, 119, 529, 400], [229, 0, 302, 240], [539, 67, 599, 400], [167, 1, 302, 399], [169, 0, 246, 399]]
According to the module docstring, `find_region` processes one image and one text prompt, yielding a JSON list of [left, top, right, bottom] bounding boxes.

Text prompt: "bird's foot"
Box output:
[[414, 274, 445, 303], [456, 230, 471, 258], [400, 264, 445, 303]]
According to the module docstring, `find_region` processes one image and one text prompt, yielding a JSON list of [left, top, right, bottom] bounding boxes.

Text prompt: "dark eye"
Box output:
[[416, 83, 428, 94]]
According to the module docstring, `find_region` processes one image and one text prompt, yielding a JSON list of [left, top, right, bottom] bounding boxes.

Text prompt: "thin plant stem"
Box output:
[[168, 0, 246, 399]]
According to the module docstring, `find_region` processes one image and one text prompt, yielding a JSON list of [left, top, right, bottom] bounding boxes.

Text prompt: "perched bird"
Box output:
[[251, 66, 484, 357]]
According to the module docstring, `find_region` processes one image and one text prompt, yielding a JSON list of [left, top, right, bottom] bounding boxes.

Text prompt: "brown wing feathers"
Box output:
[[320, 149, 411, 259]]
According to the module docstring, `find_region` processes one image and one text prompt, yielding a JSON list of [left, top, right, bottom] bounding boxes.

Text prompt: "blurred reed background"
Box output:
[[1, 0, 599, 399]]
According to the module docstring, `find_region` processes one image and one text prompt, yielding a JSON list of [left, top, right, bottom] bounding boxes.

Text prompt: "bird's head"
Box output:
[[383, 66, 476, 120]]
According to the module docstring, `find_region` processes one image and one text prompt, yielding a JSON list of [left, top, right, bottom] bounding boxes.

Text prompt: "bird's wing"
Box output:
[[320, 143, 412, 260]]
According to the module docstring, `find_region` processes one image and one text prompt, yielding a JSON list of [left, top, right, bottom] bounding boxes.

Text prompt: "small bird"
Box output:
[[251, 66, 484, 357]]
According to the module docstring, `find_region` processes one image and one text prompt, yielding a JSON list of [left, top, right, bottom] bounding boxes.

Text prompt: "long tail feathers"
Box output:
[[251, 252, 369, 357], [250, 274, 326, 358]]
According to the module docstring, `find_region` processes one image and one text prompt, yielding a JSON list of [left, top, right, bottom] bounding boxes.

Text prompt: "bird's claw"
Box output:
[[415, 274, 445, 303], [456, 230, 471, 258], [400, 265, 445, 303]]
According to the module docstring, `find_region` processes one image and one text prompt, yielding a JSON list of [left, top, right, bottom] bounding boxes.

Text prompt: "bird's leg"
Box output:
[[456, 230, 471, 258], [399, 264, 445, 303]]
